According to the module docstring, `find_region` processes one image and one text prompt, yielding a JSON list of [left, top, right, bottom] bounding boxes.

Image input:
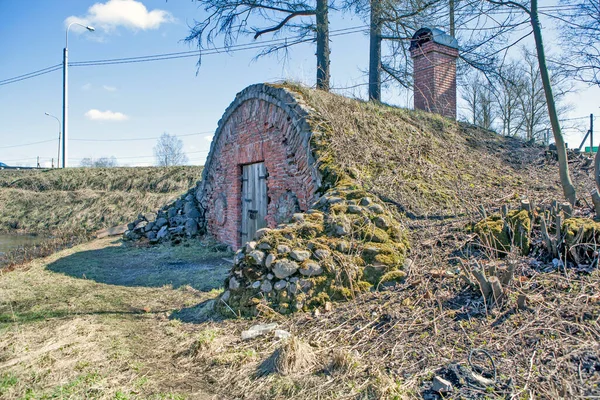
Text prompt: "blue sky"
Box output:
[[0, 0, 597, 167]]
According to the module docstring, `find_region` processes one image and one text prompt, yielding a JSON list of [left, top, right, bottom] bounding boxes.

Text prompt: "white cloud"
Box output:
[[85, 109, 129, 121], [65, 0, 173, 32], [103, 85, 117, 92], [204, 135, 214, 141], [82, 83, 92, 90]]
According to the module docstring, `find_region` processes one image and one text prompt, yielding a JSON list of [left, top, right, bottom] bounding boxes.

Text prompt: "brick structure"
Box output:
[[196, 84, 321, 249], [410, 27, 459, 120]]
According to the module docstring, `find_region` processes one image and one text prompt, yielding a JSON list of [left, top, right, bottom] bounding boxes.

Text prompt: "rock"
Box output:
[[274, 329, 291, 340], [266, 273, 274, 280], [288, 283, 298, 295], [157, 225, 169, 240], [221, 290, 231, 302], [127, 222, 135, 231], [347, 205, 363, 214], [134, 221, 147, 231], [265, 253, 276, 269], [374, 217, 389, 229], [257, 242, 272, 250], [298, 279, 313, 291], [368, 204, 385, 214], [234, 250, 245, 265], [186, 207, 201, 219], [314, 249, 331, 260], [146, 231, 157, 240], [324, 302, 333, 312], [334, 223, 350, 236], [183, 201, 196, 215], [144, 221, 155, 232], [143, 212, 156, 222], [274, 280, 288, 290], [337, 241, 350, 252], [254, 228, 271, 240], [245, 241, 257, 253], [273, 259, 299, 279], [299, 262, 323, 276], [155, 217, 168, 228], [289, 277, 299, 283], [360, 197, 372, 206], [277, 245, 291, 254], [404, 258, 414, 269], [252, 281, 261, 289], [260, 280, 273, 293], [247, 250, 265, 266], [290, 249, 311, 262], [185, 219, 199, 236], [229, 277, 240, 290], [431, 376, 453, 393], [241, 323, 278, 340], [327, 196, 344, 204], [167, 207, 177, 219], [292, 213, 305, 223]]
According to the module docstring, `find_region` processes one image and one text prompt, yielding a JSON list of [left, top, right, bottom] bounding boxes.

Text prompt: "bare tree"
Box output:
[[557, 0, 600, 86], [494, 61, 526, 137], [154, 133, 189, 167], [460, 71, 497, 130], [187, 0, 331, 90], [481, 0, 576, 205], [80, 156, 118, 168]]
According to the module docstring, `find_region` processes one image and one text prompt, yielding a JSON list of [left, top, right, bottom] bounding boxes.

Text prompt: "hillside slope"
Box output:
[[291, 85, 593, 216], [0, 167, 203, 235]]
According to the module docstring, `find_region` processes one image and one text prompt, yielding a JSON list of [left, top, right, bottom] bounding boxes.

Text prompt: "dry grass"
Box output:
[[0, 236, 230, 399], [0, 166, 203, 235]]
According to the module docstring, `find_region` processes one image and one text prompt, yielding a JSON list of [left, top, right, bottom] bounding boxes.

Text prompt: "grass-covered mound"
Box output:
[[285, 85, 592, 217]]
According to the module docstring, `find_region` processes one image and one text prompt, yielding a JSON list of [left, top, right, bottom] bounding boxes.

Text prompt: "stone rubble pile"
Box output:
[[216, 186, 410, 317], [123, 185, 206, 244]]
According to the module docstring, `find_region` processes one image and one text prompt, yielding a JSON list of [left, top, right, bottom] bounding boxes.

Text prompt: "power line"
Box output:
[[0, 65, 62, 87], [0, 139, 57, 149]]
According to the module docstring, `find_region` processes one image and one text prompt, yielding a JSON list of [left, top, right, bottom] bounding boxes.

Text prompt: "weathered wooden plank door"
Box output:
[[241, 162, 268, 245]]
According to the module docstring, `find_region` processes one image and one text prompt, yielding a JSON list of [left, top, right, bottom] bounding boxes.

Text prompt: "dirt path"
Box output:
[[0, 237, 230, 399]]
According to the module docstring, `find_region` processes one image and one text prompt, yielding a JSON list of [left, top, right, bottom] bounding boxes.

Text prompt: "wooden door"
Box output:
[[241, 162, 268, 245]]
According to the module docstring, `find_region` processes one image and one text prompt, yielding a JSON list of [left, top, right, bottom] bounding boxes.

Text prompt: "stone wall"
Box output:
[[196, 84, 321, 249]]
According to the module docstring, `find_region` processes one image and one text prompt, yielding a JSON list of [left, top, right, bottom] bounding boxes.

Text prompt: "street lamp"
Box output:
[[44, 112, 61, 168], [63, 22, 94, 168]]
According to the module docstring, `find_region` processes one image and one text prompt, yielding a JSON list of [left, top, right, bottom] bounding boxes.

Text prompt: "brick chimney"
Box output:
[[410, 27, 459, 120]]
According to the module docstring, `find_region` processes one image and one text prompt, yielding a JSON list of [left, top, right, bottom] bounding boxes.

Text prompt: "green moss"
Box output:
[[474, 210, 531, 256], [297, 222, 324, 239], [330, 204, 348, 214], [379, 270, 407, 286], [346, 190, 369, 200], [329, 285, 353, 300], [307, 292, 330, 308], [356, 281, 373, 291], [563, 218, 600, 246]]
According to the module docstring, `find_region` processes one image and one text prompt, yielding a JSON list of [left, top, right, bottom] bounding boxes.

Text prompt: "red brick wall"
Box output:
[[200, 94, 319, 249], [411, 41, 458, 119]]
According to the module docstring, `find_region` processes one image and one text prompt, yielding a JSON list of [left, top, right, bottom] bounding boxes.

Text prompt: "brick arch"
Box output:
[[197, 84, 321, 248]]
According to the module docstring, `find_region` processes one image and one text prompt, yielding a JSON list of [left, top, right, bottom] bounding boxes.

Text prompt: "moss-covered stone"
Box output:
[[378, 270, 407, 287]]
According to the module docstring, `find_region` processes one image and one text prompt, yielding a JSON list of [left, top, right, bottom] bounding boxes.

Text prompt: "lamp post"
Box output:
[[44, 112, 61, 168], [63, 22, 94, 168]]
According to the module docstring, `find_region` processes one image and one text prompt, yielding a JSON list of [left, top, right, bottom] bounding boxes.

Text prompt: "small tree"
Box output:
[[154, 133, 189, 167]]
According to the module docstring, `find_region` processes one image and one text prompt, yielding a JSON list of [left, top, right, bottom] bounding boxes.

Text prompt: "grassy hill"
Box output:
[[0, 166, 203, 235]]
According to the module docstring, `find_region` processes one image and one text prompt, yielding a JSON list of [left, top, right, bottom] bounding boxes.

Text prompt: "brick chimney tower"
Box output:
[[410, 27, 459, 120]]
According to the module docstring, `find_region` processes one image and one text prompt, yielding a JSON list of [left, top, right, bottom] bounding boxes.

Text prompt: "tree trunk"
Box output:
[[316, 0, 330, 91], [369, 0, 382, 101], [530, 0, 577, 205]]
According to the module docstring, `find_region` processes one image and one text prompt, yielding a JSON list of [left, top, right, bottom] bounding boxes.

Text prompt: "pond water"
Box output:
[[0, 234, 45, 256]]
